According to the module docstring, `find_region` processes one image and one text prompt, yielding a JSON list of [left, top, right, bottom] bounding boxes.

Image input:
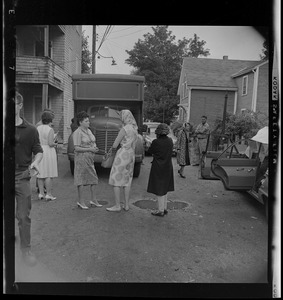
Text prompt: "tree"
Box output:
[[81, 30, 92, 74], [125, 26, 210, 123], [260, 40, 269, 61], [187, 33, 210, 58], [211, 110, 268, 141]]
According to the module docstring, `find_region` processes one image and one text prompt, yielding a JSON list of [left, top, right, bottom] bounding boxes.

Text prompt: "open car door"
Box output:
[[211, 139, 260, 190]]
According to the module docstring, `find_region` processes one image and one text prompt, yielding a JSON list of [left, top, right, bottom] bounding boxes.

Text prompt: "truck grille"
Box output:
[[95, 129, 119, 153]]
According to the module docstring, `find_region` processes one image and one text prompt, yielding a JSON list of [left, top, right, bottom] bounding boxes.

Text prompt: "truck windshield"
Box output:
[[89, 106, 124, 119]]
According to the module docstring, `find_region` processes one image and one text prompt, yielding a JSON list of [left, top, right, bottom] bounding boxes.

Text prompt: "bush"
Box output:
[[211, 110, 268, 140]]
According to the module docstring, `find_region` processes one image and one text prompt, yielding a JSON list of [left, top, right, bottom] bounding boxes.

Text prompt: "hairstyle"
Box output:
[[43, 108, 55, 117], [76, 111, 89, 126], [155, 123, 170, 136], [41, 108, 55, 120], [171, 121, 183, 134], [15, 91, 24, 104], [41, 111, 54, 124], [184, 122, 192, 131], [201, 115, 207, 119]]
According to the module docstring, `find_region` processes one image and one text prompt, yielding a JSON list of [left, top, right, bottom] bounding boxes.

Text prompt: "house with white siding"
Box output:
[[177, 56, 269, 128], [16, 25, 82, 144]]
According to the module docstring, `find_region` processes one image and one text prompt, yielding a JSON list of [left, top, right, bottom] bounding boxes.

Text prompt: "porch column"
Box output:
[[42, 84, 48, 110]]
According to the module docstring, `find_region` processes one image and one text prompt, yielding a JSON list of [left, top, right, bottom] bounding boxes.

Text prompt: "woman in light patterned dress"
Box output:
[[37, 112, 58, 201], [106, 110, 138, 212], [175, 122, 191, 178], [73, 111, 102, 210]]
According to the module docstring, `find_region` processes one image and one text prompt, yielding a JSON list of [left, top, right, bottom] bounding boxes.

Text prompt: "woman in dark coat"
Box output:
[[147, 123, 174, 217]]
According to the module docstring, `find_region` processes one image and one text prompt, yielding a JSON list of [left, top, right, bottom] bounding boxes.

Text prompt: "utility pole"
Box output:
[[92, 25, 96, 74], [221, 93, 228, 135], [219, 92, 228, 150]]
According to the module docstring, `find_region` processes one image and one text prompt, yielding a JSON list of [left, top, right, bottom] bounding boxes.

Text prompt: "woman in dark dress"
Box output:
[[147, 123, 174, 217]]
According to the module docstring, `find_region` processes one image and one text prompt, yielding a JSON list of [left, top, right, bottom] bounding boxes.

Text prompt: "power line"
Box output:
[[109, 27, 149, 40], [111, 26, 136, 33], [96, 25, 111, 53]]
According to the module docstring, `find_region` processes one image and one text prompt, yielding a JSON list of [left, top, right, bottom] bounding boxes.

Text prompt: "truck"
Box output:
[[67, 73, 145, 177]]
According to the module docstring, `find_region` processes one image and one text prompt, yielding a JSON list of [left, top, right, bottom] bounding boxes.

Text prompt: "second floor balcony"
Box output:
[[16, 56, 65, 91]]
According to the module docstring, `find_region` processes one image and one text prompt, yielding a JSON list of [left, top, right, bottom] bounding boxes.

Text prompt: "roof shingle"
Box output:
[[180, 57, 261, 89]]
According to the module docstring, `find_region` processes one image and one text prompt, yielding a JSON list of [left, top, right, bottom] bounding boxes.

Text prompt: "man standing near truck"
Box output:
[[195, 115, 210, 158]]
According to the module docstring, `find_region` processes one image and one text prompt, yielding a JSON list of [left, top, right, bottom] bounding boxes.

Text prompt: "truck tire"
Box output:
[[70, 160, 74, 175], [133, 162, 141, 178]]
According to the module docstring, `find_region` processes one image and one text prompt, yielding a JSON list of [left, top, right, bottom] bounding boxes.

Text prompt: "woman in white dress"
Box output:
[[36, 112, 58, 201], [106, 110, 138, 212]]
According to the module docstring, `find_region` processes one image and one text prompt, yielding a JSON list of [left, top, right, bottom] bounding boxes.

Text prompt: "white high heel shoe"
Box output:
[[38, 193, 45, 200], [45, 194, 56, 201], [89, 201, 103, 207], [77, 202, 89, 210]]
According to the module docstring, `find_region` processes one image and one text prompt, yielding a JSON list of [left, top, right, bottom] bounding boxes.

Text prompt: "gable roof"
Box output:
[[231, 60, 269, 78], [178, 57, 261, 94]]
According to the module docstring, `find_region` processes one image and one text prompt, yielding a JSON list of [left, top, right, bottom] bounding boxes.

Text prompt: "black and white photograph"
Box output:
[[3, 0, 280, 297]]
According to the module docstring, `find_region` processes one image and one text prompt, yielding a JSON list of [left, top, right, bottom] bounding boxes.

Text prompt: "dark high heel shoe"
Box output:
[[164, 209, 168, 215], [178, 169, 186, 178], [151, 210, 164, 217]]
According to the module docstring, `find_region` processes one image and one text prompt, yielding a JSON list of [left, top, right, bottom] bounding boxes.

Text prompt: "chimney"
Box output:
[[223, 56, 228, 60]]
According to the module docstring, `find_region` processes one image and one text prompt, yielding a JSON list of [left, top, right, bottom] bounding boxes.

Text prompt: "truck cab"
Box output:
[[67, 74, 145, 177]]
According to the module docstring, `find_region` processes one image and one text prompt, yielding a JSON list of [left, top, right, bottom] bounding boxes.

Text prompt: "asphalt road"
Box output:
[[14, 152, 268, 285]]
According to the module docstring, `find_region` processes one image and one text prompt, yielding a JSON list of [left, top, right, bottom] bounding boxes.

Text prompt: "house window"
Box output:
[[35, 41, 52, 57], [242, 75, 248, 96], [35, 41, 44, 57]]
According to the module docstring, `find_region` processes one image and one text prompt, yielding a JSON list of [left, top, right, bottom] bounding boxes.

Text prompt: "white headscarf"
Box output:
[[121, 110, 138, 130]]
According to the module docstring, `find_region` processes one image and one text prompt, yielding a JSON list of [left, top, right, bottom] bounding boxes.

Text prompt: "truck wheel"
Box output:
[[70, 161, 74, 175], [133, 162, 141, 178]]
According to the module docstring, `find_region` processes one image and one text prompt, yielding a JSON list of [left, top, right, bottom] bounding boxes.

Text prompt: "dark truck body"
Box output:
[[68, 74, 145, 177]]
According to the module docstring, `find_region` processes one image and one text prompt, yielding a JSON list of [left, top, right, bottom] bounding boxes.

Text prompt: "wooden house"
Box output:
[[177, 56, 269, 129], [16, 25, 82, 143]]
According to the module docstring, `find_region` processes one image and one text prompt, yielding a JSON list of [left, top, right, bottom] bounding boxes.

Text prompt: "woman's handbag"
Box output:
[[101, 148, 116, 168]]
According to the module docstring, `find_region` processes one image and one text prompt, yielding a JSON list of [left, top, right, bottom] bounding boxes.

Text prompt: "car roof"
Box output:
[[144, 122, 160, 126]]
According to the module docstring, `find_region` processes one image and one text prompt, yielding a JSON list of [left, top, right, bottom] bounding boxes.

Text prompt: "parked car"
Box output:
[[210, 127, 269, 218], [200, 133, 233, 179], [143, 122, 177, 156]]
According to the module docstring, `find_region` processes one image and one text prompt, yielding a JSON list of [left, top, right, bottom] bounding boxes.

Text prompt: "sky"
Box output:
[[82, 25, 265, 75]]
